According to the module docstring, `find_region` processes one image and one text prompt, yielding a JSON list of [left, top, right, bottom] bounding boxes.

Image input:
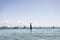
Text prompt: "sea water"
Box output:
[[0, 29, 60, 40]]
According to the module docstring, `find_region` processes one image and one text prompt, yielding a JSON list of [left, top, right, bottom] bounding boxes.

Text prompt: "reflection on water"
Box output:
[[0, 29, 60, 40]]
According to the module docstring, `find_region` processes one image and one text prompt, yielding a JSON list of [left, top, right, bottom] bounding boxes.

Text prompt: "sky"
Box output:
[[0, 0, 60, 27]]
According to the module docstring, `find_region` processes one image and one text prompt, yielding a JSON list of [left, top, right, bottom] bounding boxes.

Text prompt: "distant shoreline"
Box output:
[[0, 27, 60, 29]]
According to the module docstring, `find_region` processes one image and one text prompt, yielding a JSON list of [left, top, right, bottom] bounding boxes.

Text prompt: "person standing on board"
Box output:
[[30, 22, 32, 31]]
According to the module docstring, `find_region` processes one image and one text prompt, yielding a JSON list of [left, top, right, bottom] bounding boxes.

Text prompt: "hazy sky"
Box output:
[[0, 0, 60, 27]]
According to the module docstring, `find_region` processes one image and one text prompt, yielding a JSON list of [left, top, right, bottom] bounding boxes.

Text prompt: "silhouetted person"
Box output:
[[30, 22, 32, 32]]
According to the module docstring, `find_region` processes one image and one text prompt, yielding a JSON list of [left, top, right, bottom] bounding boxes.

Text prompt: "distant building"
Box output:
[[52, 26, 54, 29], [23, 26, 26, 28], [2, 26, 8, 29], [13, 27, 19, 29]]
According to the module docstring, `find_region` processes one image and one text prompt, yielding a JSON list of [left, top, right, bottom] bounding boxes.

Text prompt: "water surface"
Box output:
[[0, 29, 60, 40]]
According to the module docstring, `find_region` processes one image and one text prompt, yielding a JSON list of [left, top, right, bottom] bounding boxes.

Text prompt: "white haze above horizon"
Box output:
[[0, 0, 60, 27]]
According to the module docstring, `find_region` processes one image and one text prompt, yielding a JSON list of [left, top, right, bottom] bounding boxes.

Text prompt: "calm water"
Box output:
[[0, 29, 60, 40]]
